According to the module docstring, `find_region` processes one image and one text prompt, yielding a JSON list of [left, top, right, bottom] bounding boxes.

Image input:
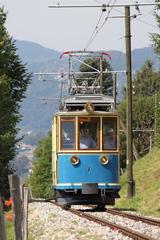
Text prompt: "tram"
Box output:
[[52, 51, 120, 209]]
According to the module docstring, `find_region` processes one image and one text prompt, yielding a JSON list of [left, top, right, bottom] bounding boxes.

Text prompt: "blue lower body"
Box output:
[[55, 154, 120, 189], [53, 154, 120, 206]]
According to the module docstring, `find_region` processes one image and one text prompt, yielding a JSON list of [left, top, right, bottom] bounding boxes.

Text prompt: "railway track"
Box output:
[[106, 208, 160, 227], [85, 205, 160, 227], [69, 207, 157, 240], [51, 202, 157, 240]]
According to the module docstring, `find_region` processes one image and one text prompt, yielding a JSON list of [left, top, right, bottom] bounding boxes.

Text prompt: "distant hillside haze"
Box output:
[[16, 40, 60, 63], [15, 40, 158, 139]]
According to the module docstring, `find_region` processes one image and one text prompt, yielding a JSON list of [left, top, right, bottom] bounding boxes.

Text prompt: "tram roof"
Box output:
[[63, 94, 114, 108], [54, 110, 119, 117]]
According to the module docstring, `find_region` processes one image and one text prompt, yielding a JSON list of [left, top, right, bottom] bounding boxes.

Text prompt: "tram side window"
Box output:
[[61, 118, 75, 150], [78, 117, 100, 150], [102, 118, 117, 150]]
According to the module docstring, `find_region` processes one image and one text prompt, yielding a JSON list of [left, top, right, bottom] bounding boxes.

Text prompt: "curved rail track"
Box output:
[[106, 208, 160, 227], [68, 207, 157, 240], [50, 202, 157, 240], [31, 200, 159, 240]]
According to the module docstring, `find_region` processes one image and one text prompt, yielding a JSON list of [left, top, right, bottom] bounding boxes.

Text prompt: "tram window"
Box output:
[[102, 118, 117, 150], [78, 117, 100, 150], [61, 118, 75, 150]]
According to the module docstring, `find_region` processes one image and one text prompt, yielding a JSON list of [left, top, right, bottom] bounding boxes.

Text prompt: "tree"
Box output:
[[29, 132, 52, 198], [77, 58, 113, 95], [119, 96, 154, 158], [151, 1, 160, 55], [155, 93, 160, 146], [119, 61, 160, 160], [133, 60, 160, 96], [0, 8, 31, 198]]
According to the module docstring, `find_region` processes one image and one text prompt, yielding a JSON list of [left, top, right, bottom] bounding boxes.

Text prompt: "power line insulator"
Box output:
[[102, 4, 107, 12]]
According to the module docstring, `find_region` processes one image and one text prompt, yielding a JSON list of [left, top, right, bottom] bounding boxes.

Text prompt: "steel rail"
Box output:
[[68, 208, 155, 240], [106, 209, 160, 227], [50, 202, 157, 239]]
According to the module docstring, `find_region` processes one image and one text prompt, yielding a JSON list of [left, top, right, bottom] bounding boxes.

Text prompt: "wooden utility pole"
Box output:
[[125, 6, 135, 197], [8, 175, 23, 240], [113, 73, 117, 110], [23, 187, 29, 240], [0, 196, 6, 240]]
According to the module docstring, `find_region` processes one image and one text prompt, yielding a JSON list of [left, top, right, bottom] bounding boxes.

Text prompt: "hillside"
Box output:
[[14, 40, 158, 141], [116, 147, 160, 217]]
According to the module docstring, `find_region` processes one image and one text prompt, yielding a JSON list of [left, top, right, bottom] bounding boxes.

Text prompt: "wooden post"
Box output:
[[0, 196, 6, 240], [8, 175, 23, 240], [125, 6, 135, 197], [113, 73, 117, 110], [23, 187, 29, 240], [149, 135, 152, 152]]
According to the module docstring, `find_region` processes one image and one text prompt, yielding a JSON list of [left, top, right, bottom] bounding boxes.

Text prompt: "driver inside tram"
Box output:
[[80, 128, 96, 149]]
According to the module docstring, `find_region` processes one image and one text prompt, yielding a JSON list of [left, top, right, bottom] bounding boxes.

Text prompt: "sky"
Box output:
[[1, 0, 159, 53]]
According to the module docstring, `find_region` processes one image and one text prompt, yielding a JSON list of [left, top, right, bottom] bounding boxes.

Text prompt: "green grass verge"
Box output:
[[5, 220, 14, 240], [116, 147, 160, 217], [5, 220, 35, 240]]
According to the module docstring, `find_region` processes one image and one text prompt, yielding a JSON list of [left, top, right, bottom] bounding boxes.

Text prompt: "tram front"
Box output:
[[52, 110, 120, 208]]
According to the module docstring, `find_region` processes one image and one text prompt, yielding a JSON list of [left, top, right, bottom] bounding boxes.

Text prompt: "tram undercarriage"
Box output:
[[54, 188, 120, 209]]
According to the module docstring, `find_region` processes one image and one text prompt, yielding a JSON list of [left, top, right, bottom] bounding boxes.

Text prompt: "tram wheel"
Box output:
[[62, 204, 71, 210], [95, 204, 106, 211]]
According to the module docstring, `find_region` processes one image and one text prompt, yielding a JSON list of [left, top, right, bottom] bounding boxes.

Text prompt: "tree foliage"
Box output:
[[119, 96, 154, 158], [119, 61, 160, 161], [0, 8, 31, 198], [133, 60, 160, 96], [29, 132, 52, 199], [151, 1, 160, 56], [132, 60, 160, 149], [78, 58, 113, 95]]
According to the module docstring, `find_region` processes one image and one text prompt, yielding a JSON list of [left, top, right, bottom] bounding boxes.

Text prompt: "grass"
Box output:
[[77, 228, 88, 235], [5, 220, 34, 240], [115, 147, 160, 217], [5, 211, 34, 240], [5, 220, 14, 240]]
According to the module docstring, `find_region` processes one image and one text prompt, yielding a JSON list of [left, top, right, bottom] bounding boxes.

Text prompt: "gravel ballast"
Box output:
[[28, 202, 132, 240], [87, 210, 160, 239]]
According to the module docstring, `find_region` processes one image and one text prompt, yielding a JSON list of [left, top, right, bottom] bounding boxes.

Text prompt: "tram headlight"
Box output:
[[100, 156, 109, 165], [70, 156, 80, 165], [84, 102, 95, 113]]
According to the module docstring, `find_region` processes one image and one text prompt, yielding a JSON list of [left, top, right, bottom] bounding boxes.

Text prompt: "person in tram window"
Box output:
[[62, 128, 74, 149], [103, 128, 116, 150], [80, 128, 96, 149]]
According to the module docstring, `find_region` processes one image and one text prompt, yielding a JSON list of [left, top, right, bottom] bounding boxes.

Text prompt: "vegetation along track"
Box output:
[[106, 208, 160, 227], [51, 202, 156, 240]]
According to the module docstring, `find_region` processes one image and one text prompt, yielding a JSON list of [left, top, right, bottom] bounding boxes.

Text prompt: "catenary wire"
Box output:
[[112, 7, 158, 29], [84, 0, 117, 50], [84, 10, 104, 50], [84, 0, 113, 50], [93, 0, 104, 4]]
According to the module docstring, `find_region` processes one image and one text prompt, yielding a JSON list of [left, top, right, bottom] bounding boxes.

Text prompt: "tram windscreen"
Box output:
[[61, 118, 75, 150], [102, 117, 117, 150], [78, 117, 100, 150]]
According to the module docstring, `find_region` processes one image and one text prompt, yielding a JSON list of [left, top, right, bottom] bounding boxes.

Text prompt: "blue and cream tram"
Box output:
[[52, 102, 120, 208], [51, 50, 120, 208]]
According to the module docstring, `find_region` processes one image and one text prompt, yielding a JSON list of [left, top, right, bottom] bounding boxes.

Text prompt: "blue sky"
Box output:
[[1, 0, 159, 52]]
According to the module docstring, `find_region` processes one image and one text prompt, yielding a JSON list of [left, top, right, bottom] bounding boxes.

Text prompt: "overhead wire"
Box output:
[[112, 6, 158, 29], [84, 10, 104, 50], [84, 0, 113, 51], [133, 17, 158, 29], [84, 0, 117, 50], [111, 4, 158, 72], [93, 0, 104, 4]]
